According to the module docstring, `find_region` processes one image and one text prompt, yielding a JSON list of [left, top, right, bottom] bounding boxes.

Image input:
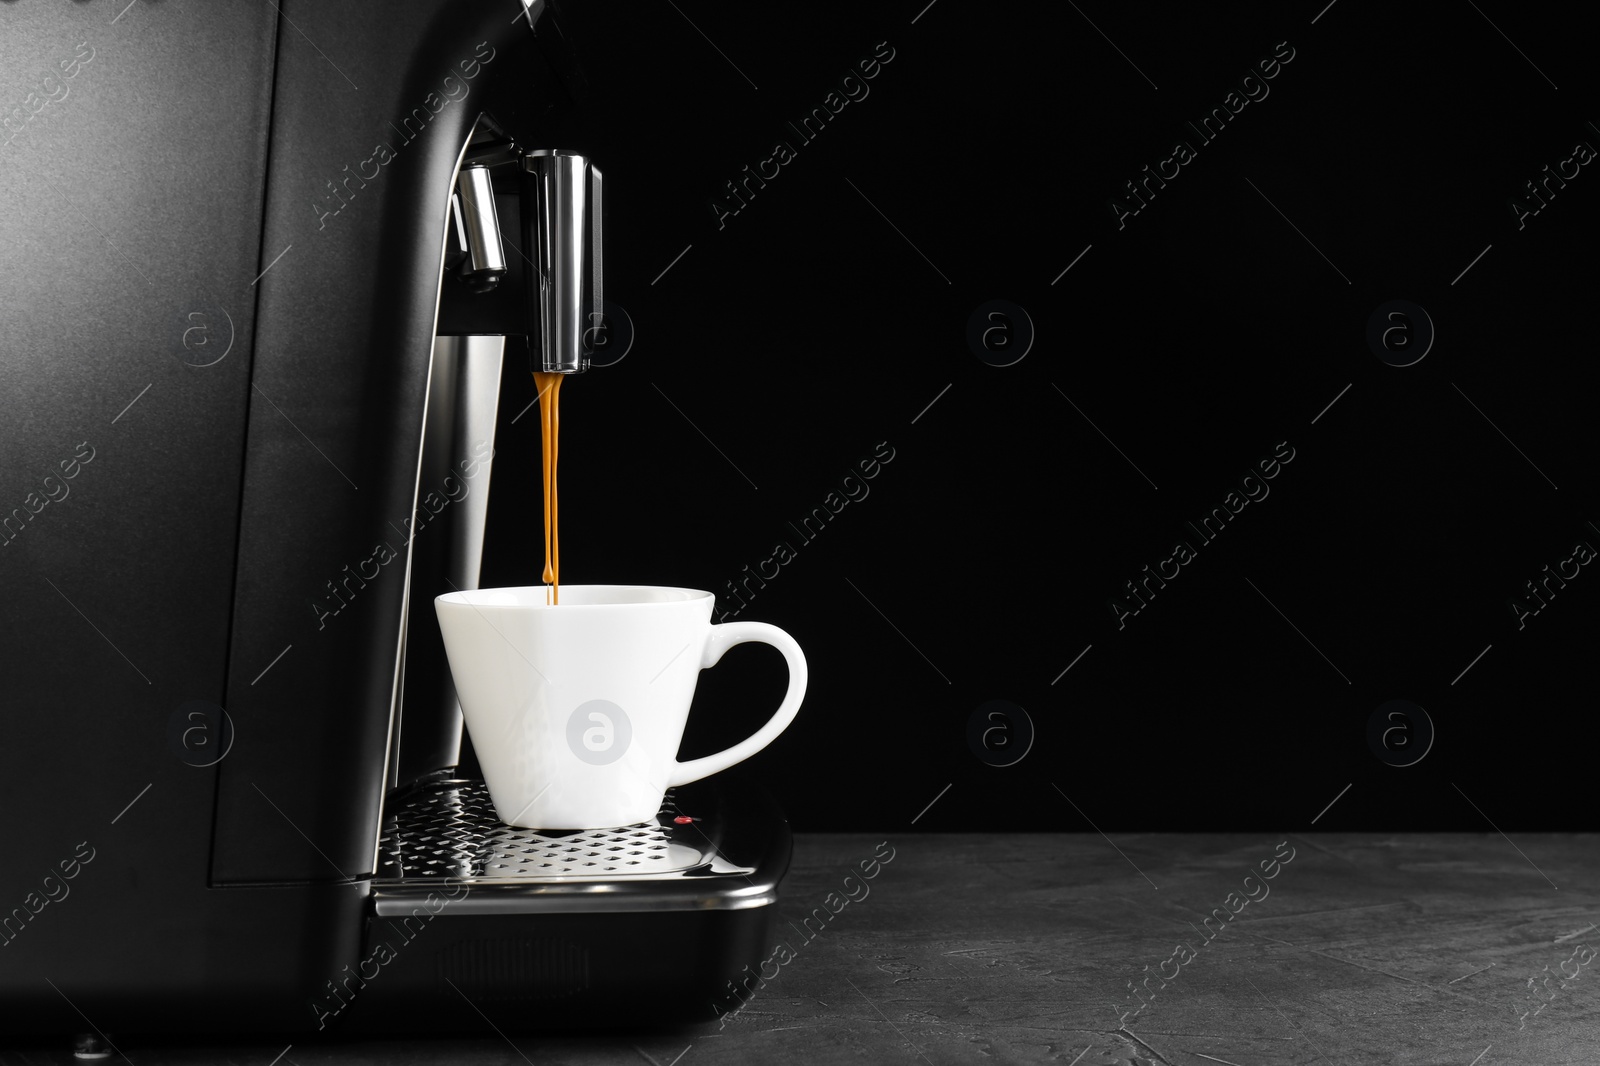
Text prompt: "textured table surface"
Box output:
[[6, 831, 1598, 1065]]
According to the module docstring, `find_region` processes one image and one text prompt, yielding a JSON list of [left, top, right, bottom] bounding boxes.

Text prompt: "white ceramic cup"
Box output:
[[434, 585, 807, 829]]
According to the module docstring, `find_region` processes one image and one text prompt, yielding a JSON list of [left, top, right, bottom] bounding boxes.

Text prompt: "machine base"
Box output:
[[327, 775, 791, 1032]]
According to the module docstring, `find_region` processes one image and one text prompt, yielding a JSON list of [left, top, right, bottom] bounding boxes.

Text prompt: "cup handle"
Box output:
[[667, 621, 807, 787]]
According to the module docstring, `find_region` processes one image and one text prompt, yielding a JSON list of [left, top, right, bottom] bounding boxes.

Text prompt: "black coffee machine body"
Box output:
[[0, 0, 787, 1036]]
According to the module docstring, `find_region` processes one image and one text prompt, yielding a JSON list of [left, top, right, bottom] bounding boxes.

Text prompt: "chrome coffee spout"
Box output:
[[522, 149, 602, 374]]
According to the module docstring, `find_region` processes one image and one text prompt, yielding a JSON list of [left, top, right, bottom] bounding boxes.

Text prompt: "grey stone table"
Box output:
[[6, 832, 1598, 1064]]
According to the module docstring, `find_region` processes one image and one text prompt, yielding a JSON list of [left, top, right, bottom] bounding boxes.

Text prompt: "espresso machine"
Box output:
[[0, 0, 789, 1040]]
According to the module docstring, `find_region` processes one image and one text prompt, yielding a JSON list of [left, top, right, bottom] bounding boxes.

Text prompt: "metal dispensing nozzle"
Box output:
[[521, 149, 602, 375], [449, 163, 507, 293]]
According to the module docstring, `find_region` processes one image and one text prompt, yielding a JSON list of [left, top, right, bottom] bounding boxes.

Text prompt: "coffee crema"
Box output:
[[532, 371, 563, 604]]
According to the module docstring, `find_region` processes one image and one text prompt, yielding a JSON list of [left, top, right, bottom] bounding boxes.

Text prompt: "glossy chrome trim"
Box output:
[[454, 163, 506, 291], [522, 150, 596, 374], [374, 114, 491, 869], [372, 880, 779, 915]]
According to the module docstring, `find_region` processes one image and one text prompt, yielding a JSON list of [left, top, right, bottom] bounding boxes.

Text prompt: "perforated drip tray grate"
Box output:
[[371, 778, 785, 915], [375, 779, 745, 885]]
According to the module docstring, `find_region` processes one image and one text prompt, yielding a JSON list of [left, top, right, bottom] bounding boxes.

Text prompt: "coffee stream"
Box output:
[[532, 371, 563, 604]]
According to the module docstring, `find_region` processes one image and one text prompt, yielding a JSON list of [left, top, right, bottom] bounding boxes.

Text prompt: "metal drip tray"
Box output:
[[378, 781, 710, 880], [370, 778, 783, 915]]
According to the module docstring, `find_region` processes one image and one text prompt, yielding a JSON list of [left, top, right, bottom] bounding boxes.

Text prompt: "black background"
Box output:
[[1, 0, 1592, 842], [479, 0, 1600, 832]]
